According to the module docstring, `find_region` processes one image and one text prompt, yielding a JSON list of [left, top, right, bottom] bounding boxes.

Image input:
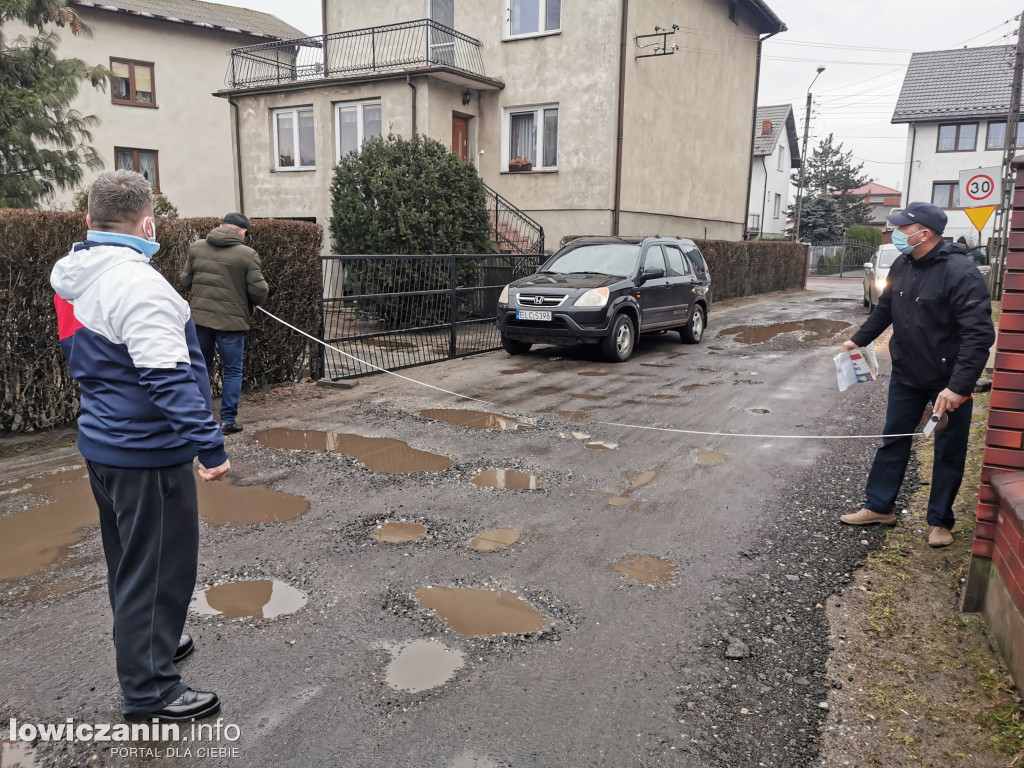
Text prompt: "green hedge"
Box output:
[[557, 235, 806, 301], [0, 210, 322, 433]]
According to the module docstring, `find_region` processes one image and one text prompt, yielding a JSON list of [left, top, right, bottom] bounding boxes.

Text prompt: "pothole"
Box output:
[[385, 639, 465, 692], [585, 441, 619, 451], [413, 586, 552, 637], [577, 371, 608, 377], [471, 470, 547, 490], [628, 470, 657, 490], [648, 394, 678, 400], [190, 579, 307, 619], [468, 528, 521, 551], [640, 362, 671, 368], [253, 428, 453, 473], [607, 496, 631, 507], [420, 409, 534, 431], [697, 450, 726, 467], [571, 394, 605, 401], [373, 521, 427, 543], [610, 555, 678, 585], [717, 319, 852, 345], [748, 408, 771, 415], [533, 386, 562, 395], [0, 740, 39, 767], [679, 383, 707, 392], [198, 474, 309, 526]]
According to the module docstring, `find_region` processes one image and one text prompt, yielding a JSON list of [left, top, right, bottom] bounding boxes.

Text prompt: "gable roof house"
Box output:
[[18, 0, 305, 216], [748, 103, 800, 237], [893, 45, 1019, 245], [218, 0, 785, 252]]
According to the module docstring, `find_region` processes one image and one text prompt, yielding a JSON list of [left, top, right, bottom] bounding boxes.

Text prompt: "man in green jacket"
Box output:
[[180, 213, 268, 434]]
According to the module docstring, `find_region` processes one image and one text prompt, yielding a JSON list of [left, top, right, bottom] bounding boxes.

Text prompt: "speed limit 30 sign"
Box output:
[[958, 165, 1002, 206]]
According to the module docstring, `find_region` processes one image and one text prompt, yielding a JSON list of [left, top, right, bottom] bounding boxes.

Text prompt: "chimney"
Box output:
[[761, 119, 772, 135]]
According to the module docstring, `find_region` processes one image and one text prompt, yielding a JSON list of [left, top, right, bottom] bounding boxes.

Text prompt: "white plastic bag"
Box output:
[[834, 345, 879, 392]]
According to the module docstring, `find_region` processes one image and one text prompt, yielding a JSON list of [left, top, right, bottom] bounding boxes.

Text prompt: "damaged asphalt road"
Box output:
[[0, 279, 913, 768]]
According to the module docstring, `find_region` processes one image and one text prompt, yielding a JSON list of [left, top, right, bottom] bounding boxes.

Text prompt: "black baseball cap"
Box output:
[[223, 212, 249, 229], [887, 202, 946, 235]]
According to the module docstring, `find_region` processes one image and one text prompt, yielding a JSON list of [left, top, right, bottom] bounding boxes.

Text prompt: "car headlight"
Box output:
[[499, 284, 510, 304], [874, 276, 887, 291], [574, 287, 610, 308]]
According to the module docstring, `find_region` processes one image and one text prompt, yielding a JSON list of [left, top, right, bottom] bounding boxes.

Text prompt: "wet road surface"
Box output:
[[0, 279, 899, 767]]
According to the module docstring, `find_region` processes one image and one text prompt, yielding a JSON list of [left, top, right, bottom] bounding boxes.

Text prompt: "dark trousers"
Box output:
[[86, 460, 199, 715], [195, 326, 245, 425], [864, 377, 973, 530]]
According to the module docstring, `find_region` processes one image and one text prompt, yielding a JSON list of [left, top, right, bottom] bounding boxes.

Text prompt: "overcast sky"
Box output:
[[222, 0, 1022, 192]]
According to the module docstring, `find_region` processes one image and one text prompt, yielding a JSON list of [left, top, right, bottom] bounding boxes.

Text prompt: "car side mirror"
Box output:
[[865, 264, 873, 273], [643, 267, 665, 279]]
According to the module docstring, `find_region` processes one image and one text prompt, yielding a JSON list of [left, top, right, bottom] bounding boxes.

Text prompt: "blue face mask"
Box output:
[[891, 228, 923, 255]]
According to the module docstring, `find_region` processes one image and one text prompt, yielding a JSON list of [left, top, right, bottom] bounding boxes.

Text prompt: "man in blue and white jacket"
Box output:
[[51, 170, 229, 723]]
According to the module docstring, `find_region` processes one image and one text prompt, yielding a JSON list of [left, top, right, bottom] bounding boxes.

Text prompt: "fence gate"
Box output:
[[807, 240, 877, 278], [320, 254, 540, 380]]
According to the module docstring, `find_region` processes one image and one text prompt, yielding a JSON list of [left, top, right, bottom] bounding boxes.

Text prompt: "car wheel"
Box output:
[[601, 314, 635, 363], [501, 335, 532, 355], [680, 305, 706, 344]]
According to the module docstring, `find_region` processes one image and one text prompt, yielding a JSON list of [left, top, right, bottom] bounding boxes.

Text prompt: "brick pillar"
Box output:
[[963, 154, 1024, 611]]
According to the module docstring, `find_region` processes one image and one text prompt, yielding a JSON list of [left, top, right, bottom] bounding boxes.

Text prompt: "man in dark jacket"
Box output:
[[181, 213, 268, 434], [839, 202, 995, 548]]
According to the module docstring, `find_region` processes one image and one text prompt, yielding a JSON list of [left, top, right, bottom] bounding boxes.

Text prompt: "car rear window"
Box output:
[[539, 243, 641, 277]]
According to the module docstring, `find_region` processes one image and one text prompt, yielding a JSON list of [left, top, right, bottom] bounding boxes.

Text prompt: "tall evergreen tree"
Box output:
[[0, 0, 108, 208], [793, 133, 871, 230]]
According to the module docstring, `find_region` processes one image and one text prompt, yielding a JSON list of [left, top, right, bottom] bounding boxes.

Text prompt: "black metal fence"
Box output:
[[226, 19, 487, 89], [321, 254, 541, 380], [807, 240, 877, 278]]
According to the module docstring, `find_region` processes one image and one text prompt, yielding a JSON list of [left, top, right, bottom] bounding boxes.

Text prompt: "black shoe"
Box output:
[[221, 422, 244, 435], [174, 634, 194, 663], [125, 689, 220, 723]]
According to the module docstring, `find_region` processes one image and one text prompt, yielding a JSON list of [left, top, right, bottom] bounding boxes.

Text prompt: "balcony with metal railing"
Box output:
[[225, 19, 499, 91]]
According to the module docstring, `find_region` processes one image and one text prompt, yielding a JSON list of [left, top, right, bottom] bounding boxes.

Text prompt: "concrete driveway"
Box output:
[[0, 277, 903, 768]]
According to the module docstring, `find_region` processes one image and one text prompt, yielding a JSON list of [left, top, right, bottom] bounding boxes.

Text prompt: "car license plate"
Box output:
[[516, 310, 551, 321]]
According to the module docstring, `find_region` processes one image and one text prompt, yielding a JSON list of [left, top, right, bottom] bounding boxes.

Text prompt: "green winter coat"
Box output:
[[180, 226, 269, 331]]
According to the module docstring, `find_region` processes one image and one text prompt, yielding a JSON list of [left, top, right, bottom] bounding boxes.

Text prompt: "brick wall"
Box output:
[[993, 474, 1024, 609]]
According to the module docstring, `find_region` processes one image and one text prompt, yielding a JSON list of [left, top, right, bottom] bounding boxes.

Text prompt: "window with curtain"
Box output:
[[274, 107, 315, 170], [507, 0, 560, 37], [506, 104, 558, 170], [986, 121, 1024, 150], [110, 59, 155, 107], [937, 123, 977, 152], [335, 100, 383, 161], [932, 181, 960, 209], [114, 148, 159, 190]]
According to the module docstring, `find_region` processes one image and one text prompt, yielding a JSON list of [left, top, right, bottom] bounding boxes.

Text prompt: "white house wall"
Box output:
[[748, 138, 791, 237]]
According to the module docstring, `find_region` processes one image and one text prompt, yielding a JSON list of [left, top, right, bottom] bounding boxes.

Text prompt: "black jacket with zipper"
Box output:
[[850, 240, 994, 396]]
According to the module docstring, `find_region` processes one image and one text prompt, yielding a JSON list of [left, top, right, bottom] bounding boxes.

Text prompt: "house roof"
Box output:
[[848, 181, 901, 196], [69, 0, 307, 41], [893, 45, 1018, 124], [740, 0, 786, 35], [753, 104, 801, 168]]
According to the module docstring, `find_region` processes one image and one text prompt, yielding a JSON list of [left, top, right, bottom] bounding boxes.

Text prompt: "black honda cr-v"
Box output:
[[496, 236, 712, 363]]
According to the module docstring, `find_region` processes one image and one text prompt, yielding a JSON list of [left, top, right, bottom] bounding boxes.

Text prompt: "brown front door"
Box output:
[[452, 116, 469, 161]]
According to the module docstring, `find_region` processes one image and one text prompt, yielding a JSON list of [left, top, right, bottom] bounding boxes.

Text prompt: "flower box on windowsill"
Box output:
[[508, 163, 533, 173]]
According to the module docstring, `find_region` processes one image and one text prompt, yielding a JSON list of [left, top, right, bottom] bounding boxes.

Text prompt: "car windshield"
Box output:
[[538, 243, 641, 278], [877, 247, 900, 269]]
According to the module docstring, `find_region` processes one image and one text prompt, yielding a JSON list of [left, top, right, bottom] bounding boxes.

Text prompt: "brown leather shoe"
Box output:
[[928, 526, 953, 548], [840, 508, 897, 526]]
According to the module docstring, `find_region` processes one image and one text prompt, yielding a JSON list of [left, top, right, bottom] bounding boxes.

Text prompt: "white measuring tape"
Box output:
[[257, 306, 923, 441]]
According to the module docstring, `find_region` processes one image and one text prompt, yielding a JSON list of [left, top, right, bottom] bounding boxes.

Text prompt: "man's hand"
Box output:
[[933, 388, 968, 417], [199, 459, 230, 482], [842, 340, 858, 352]]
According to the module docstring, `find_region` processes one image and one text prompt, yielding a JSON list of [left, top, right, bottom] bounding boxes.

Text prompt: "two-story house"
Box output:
[[25, 0, 304, 216], [893, 45, 1018, 245], [747, 103, 799, 238], [219, 0, 785, 252]]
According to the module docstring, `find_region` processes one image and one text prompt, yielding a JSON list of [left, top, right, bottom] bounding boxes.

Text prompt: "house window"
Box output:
[[110, 59, 155, 107], [932, 181, 960, 209], [777, 144, 785, 171], [773, 193, 781, 219], [506, 0, 560, 38], [335, 100, 382, 161], [505, 105, 558, 170], [986, 121, 1024, 150], [115, 148, 159, 191], [274, 107, 315, 170], [936, 123, 977, 152]]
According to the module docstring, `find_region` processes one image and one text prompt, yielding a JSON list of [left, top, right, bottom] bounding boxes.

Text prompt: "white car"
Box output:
[[862, 244, 900, 312]]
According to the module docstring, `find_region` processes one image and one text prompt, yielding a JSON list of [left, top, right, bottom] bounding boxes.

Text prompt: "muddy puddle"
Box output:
[[697, 450, 726, 467], [413, 586, 551, 637], [373, 521, 427, 543], [0, 468, 95, 581], [254, 428, 453, 473], [536, 408, 589, 421], [571, 394, 605, 401], [628, 470, 657, 490], [468, 528, 521, 551], [648, 394, 678, 400], [419, 409, 533, 431], [533, 386, 562, 396], [585, 441, 619, 451], [198, 474, 309, 526], [718, 319, 852, 345], [471, 470, 547, 490], [640, 362, 671, 368], [748, 408, 771, 415], [610, 555, 678, 585], [191, 579, 307, 619], [679, 383, 707, 392], [501, 367, 532, 375], [577, 371, 608, 377], [0, 740, 39, 767], [385, 639, 465, 692], [607, 496, 631, 507]]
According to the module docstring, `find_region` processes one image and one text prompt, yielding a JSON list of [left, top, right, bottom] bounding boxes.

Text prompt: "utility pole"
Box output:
[[793, 66, 825, 242], [994, 11, 1024, 298]]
